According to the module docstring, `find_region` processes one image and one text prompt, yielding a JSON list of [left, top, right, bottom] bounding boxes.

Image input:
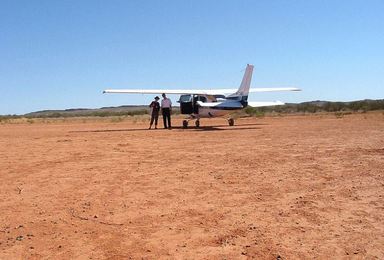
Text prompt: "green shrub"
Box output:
[[244, 107, 265, 117]]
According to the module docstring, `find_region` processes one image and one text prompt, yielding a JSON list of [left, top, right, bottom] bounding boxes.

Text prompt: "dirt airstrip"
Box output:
[[0, 113, 383, 259]]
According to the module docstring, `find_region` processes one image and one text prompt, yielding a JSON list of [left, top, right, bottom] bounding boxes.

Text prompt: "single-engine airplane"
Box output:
[[103, 64, 300, 128]]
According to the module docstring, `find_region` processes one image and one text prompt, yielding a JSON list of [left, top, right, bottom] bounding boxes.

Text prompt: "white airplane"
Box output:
[[103, 64, 300, 128]]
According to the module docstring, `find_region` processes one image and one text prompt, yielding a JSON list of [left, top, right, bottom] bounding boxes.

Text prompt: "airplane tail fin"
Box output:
[[229, 64, 254, 100]]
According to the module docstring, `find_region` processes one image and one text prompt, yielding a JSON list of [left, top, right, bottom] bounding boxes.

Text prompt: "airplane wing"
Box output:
[[214, 87, 300, 93], [103, 87, 300, 95], [247, 101, 285, 107], [248, 87, 300, 92], [103, 89, 226, 95]]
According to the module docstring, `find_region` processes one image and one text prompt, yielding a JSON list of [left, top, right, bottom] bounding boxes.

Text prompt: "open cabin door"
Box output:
[[179, 94, 208, 115], [179, 94, 193, 114]]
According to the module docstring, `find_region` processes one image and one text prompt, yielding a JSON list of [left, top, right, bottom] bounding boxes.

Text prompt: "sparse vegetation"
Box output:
[[110, 116, 124, 123], [243, 99, 384, 117], [0, 115, 19, 123], [244, 107, 265, 117], [1, 100, 383, 123], [25, 109, 149, 118]]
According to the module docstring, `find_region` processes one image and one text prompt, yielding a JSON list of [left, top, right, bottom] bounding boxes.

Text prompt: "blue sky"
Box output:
[[1, 0, 383, 114]]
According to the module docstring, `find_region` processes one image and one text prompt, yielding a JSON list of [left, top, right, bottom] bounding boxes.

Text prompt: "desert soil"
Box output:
[[0, 113, 383, 259]]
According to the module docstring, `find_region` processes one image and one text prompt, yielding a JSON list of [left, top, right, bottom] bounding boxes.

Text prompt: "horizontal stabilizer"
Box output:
[[196, 101, 223, 107], [196, 101, 243, 108], [247, 101, 285, 107]]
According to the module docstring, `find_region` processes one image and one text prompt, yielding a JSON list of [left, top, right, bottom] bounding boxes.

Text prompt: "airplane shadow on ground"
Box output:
[[70, 123, 266, 133]]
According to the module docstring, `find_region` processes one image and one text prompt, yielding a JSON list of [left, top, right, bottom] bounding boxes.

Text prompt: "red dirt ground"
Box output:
[[1, 113, 383, 259]]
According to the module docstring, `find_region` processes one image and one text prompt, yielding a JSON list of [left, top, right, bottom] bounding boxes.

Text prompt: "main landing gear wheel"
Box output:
[[228, 118, 235, 126], [195, 120, 200, 128], [182, 120, 188, 128]]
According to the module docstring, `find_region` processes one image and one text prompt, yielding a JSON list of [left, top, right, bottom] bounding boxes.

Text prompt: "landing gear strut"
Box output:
[[228, 118, 235, 126]]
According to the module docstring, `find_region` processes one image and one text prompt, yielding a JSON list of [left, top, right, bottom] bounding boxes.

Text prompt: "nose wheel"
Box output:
[[182, 120, 188, 128], [228, 118, 235, 126], [182, 119, 200, 128]]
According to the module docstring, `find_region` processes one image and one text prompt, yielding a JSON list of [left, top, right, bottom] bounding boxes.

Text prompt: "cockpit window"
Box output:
[[199, 96, 207, 102], [179, 94, 192, 102]]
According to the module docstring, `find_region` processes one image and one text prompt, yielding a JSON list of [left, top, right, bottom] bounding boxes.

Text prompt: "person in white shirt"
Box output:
[[161, 93, 172, 129]]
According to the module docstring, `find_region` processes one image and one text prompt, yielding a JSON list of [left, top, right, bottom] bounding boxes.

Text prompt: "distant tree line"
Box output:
[[0, 109, 149, 121], [244, 99, 384, 116], [1, 99, 383, 121], [25, 109, 149, 118]]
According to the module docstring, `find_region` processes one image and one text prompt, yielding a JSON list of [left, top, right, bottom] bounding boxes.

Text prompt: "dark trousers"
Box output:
[[150, 112, 159, 127], [162, 108, 171, 128]]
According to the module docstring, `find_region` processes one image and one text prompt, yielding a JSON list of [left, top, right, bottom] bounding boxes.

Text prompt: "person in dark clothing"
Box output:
[[161, 93, 172, 129], [148, 96, 160, 129]]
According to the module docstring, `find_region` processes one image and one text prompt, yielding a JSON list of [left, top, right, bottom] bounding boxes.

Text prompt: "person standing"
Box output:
[[161, 93, 172, 129], [148, 96, 160, 129]]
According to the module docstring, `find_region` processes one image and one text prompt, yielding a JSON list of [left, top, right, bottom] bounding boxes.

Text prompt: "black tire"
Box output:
[[182, 120, 188, 128], [195, 120, 200, 128], [228, 118, 234, 126]]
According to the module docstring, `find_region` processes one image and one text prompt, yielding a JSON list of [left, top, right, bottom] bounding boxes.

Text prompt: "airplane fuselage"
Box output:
[[178, 94, 244, 119], [188, 106, 234, 118]]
